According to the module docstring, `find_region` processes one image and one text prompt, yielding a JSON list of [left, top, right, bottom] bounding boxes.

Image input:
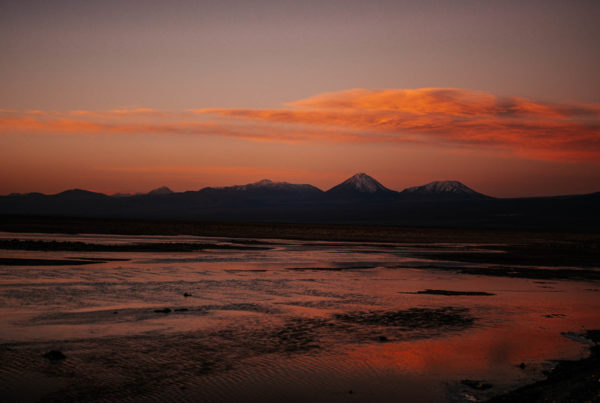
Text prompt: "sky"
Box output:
[[1, 0, 599, 197]]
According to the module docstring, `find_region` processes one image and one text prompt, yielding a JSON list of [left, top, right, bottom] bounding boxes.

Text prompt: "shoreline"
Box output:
[[2, 215, 600, 243], [2, 216, 598, 273], [488, 330, 600, 402]]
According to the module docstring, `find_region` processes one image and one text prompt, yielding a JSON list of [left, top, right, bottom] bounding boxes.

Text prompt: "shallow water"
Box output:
[[0, 232, 599, 402]]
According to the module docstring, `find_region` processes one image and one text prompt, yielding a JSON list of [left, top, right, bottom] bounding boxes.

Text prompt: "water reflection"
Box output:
[[0, 232, 598, 402]]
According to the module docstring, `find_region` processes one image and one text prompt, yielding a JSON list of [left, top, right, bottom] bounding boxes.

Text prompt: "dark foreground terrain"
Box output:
[[2, 215, 599, 268], [2, 215, 600, 243], [489, 330, 600, 402], [2, 173, 599, 231]]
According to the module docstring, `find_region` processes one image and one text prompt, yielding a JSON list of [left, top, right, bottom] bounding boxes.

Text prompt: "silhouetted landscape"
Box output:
[[2, 177, 600, 403], [2, 173, 599, 232]]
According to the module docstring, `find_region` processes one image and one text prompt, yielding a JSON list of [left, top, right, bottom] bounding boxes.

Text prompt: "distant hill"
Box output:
[[218, 179, 320, 193], [1, 174, 599, 231], [147, 186, 174, 196], [399, 180, 491, 200]]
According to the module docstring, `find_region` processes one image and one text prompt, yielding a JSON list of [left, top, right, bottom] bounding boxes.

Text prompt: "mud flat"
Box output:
[[0, 257, 110, 266], [409, 242, 600, 268], [0, 226, 599, 402], [392, 263, 600, 281], [0, 239, 272, 252], [414, 289, 495, 296], [0, 307, 476, 402]]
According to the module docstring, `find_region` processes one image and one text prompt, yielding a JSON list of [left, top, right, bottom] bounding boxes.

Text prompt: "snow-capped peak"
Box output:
[[254, 179, 274, 186], [402, 181, 478, 195], [329, 173, 392, 194], [230, 179, 284, 190], [223, 179, 320, 192]]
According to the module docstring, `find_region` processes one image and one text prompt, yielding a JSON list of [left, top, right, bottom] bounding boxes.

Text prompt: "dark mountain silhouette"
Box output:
[[206, 179, 323, 200], [55, 189, 108, 200], [399, 180, 491, 200], [326, 173, 396, 199], [193, 180, 323, 207], [147, 186, 174, 196], [1, 174, 599, 231]]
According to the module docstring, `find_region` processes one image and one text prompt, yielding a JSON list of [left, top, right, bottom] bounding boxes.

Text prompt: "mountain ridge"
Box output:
[[1, 173, 598, 231], [5, 173, 599, 199], [212, 179, 322, 193], [147, 186, 174, 196], [400, 180, 490, 200]]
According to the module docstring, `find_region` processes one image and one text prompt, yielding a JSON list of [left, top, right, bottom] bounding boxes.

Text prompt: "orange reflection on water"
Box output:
[[346, 325, 588, 381]]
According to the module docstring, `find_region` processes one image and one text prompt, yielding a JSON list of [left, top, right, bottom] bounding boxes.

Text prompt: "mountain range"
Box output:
[[3, 173, 491, 200], [1, 173, 599, 231]]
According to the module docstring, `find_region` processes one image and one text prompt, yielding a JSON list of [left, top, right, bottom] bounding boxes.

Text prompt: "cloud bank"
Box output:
[[2, 88, 599, 162]]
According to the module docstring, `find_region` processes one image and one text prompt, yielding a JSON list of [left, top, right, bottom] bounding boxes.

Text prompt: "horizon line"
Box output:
[[2, 173, 599, 199]]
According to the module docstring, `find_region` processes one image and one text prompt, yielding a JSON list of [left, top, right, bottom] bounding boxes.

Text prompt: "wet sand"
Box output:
[[0, 226, 599, 402]]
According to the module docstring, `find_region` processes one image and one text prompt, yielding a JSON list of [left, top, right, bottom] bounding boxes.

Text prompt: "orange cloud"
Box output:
[[287, 88, 600, 118], [1, 89, 599, 163], [0, 109, 376, 144], [68, 107, 173, 118], [94, 164, 322, 178], [195, 88, 600, 162]]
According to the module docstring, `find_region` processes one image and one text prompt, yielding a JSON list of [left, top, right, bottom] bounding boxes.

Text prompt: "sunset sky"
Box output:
[[1, 0, 599, 197]]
